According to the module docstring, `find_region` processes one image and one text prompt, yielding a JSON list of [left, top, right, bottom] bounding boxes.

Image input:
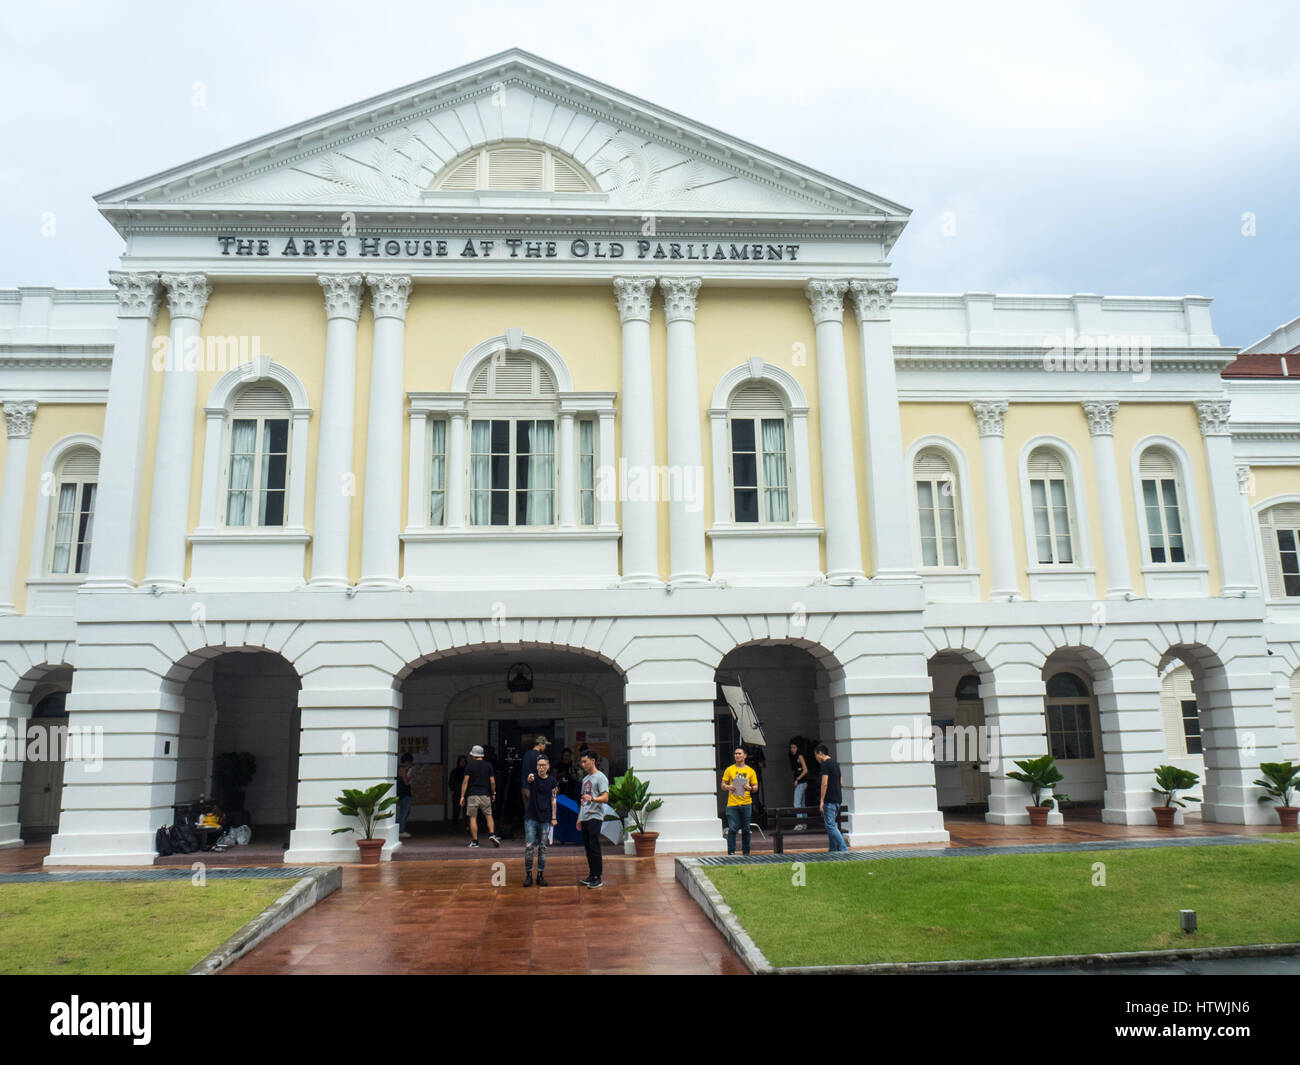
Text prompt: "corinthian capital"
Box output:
[[160, 273, 211, 321], [1195, 399, 1232, 437], [971, 400, 1008, 438], [614, 277, 655, 323], [3, 400, 37, 439], [806, 280, 848, 325], [1082, 400, 1118, 437], [658, 276, 701, 323], [319, 273, 365, 322], [366, 274, 412, 321], [849, 278, 898, 323], [108, 271, 161, 320]]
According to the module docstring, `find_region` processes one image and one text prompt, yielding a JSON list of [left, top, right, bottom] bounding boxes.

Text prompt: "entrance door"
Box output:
[[955, 699, 990, 805], [18, 737, 66, 831]]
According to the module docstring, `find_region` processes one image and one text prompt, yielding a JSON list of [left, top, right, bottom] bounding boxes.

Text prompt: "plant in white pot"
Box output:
[[331, 782, 397, 864]]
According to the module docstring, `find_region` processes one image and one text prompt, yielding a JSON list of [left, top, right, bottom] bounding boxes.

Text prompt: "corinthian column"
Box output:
[[806, 280, 864, 581], [310, 274, 365, 587], [1197, 399, 1257, 596], [0, 402, 37, 614], [849, 278, 914, 581], [660, 276, 708, 584], [614, 277, 659, 585], [971, 400, 1020, 599], [84, 271, 161, 590], [358, 274, 411, 589], [1082, 400, 1133, 598], [144, 273, 211, 590]]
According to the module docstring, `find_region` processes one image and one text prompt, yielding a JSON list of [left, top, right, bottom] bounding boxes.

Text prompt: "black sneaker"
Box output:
[[468, 840, 480, 848], [536, 874, 548, 887], [522, 874, 533, 887], [585, 877, 603, 889], [578, 876, 593, 887]]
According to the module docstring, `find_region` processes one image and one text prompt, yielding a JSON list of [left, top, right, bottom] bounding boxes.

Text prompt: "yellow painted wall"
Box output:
[[6, 404, 106, 614], [1249, 466, 1300, 507]]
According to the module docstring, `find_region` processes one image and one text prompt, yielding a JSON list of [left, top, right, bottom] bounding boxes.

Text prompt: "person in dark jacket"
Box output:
[[449, 755, 468, 828]]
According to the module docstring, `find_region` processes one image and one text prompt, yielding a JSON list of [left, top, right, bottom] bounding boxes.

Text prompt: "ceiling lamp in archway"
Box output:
[[507, 662, 534, 707]]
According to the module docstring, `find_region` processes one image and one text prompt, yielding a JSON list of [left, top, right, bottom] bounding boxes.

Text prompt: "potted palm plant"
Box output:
[[1151, 764, 1201, 827], [1254, 762, 1300, 831], [1007, 755, 1068, 826], [604, 766, 664, 857], [331, 782, 397, 863]]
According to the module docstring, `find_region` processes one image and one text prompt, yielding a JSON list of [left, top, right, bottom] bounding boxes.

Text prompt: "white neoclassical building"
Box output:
[[1, 50, 1297, 865]]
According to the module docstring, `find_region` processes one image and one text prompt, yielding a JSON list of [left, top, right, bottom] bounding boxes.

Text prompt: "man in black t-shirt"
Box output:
[[521, 735, 548, 808], [814, 744, 848, 852], [459, 745, 502, 848], [522, 755, 559, 887]]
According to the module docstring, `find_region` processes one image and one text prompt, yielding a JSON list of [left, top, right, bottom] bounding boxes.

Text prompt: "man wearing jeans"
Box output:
[[577, 751, 610, 888], [815, 744, 848, 852], [721, 747, 758, 856]]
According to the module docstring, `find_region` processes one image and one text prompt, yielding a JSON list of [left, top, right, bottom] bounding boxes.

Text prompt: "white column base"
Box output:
[[355, 577, 404, 591], [307, 576, 351, 590], [620, 575, 665, 588]]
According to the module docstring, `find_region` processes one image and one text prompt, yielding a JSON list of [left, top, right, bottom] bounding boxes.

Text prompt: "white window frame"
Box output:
[[904, 436, 980, 601], [221, 409, 292, 529], [1044, 671, 1100, 762], [468, 409, 558, 529], [1015, 436, 1095, 600], [31, 436, 101, 583], [1129, 436, 1209, 598], [726, 407, 793, 525], [1254, 496, 1300, 604], [913, 449, 964, 569]]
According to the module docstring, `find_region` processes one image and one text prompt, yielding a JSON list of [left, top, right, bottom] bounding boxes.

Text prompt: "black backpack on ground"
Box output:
[[155, 826, 174, 856], [168, 823, 200, 854]]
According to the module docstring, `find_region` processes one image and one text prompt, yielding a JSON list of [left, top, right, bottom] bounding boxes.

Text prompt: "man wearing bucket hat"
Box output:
[[459, 745, 502, 848]]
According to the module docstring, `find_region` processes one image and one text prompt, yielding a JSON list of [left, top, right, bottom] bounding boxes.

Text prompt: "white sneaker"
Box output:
[[399, 832, 412, 839], [792, 824, 807, 833]]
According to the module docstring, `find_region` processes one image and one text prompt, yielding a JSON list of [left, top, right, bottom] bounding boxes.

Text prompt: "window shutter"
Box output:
[[1160, 666, 1195, 755], [1140, 447, 1176, 478], [439, 155, 479, 190], [1292, 670, 1300, 747], [487, 148, 545, 190], [473, 353, 556, 397], [1259, 508, 1285, 599], [59, 447, 100, 479], [914, 448, 953, 480], [730, 383, 783, 413], [232, 382, 290, 413], [1027, 447, 1065, 478], [553, 157, 592, 192]]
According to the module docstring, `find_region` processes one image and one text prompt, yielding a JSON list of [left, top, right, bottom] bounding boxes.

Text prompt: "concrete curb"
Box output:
[[679, 853, 1300, 976], [189, 866, 342, 975], [675, 858, 775, 975]]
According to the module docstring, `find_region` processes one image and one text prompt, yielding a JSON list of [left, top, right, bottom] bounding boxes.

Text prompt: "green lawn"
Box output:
[[705, 840, 1300, 967], [0, 880, 292, 975]]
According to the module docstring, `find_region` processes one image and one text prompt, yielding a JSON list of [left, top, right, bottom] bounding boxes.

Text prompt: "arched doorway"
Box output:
[[170, 650, 302, 848], [394, 645, 625, 848], [1041, 650, 1105, 809], [6, 665, 75, 843], [927, 653, 990, 812]]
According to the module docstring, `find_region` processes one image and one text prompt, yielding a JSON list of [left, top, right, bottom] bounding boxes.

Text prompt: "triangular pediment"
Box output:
[[97, 50, 908, 230]]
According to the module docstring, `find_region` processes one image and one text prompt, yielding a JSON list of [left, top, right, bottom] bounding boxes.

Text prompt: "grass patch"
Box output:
[[705, 842, 1300, 967], [0, 880, 292, 975]]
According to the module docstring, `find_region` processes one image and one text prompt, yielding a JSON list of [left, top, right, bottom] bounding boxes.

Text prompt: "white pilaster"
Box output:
[[596, 409, 617, 530], [557, 410, 577, 528], [446, 411, 467, 529], [806, 280, 865, 582], [660, 276, 708, 584], [1082, 401, 1133, 599], [358, 274, 411, 590], [614, 277, 659, 584], [980, 662, 1061, 825], [0, 402, 37, 614], [849, 278, 914, 582], [1196, 400, 1258, 596], [144, 273, 211, 591], [971, 400, 1020, 600], [1095, 650, 1169, 824], [406, 410, 429, 531], [83, 271, 161, 590], [310, 274, 364, 588]]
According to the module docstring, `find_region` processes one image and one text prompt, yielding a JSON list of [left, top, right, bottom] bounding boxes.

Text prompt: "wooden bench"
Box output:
[[768, 805, 849, 854]]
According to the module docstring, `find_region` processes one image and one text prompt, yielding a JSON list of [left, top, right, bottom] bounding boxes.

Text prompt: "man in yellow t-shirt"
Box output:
[[721, 747, 759, 856]]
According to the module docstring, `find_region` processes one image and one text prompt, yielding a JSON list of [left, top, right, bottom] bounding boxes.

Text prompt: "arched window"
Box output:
[[47, 447, 98, 575], [1139, 447, 1186, 564], [1027, 447, 1074, 564], [954, 674, 981, 701], [469, 352, 558, 526], [1044, 671, 1096, 760], [434, 143, 597, 193], [224, 382, 290, 528], [728, 383, 790, 523], [1258, 501, 1300, 598], [913, 448, 961, 567]]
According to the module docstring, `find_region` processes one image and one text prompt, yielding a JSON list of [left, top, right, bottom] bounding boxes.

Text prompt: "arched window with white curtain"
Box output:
[[224, 381, 290, 528], [1139, 446, 1186, 564], [913, 448, 961, 567], [1027, 446, 1074, 565], [469, 351, 557, 526], [47, 447, 99, 575], [1257, 501, 1300, 599], [727, 382, 790, 523]]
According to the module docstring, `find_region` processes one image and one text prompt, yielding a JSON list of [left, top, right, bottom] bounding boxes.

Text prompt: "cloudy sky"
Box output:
[[4, 0, 1297, 346]]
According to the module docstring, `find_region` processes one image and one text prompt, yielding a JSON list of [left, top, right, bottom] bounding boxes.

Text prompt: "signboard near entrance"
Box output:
[[400, 725, 443, 806]]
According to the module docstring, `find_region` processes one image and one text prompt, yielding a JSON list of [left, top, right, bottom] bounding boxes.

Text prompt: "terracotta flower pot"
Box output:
[[632, 831, 659, 857], [356, 838, 385, 865], [1153, 806, 1177, 828], [1276, 806, 1299, 832], [1026, 805, 1049, 827]]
